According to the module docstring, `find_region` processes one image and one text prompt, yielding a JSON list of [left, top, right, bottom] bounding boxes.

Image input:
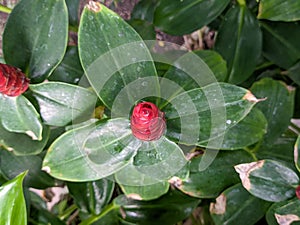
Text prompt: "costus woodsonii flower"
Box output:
[[0, 63, 30, 97], [130, 102, 166, 141]]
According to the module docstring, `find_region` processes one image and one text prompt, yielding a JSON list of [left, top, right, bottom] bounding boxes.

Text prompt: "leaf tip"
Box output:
[[42, 166, 51, 174], [243, 90, 265, 103], [169, 176, 183, 188], [275, 213, 300, 225], [234, 160, 265, 190], [86, 1, 102, 13], [210, 194, 226, 215], [25, 130, 39, 140], [127, 193, 142, 200]]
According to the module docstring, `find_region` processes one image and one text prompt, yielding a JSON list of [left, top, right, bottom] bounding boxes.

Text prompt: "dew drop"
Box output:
[[226, 120, 232, 125]]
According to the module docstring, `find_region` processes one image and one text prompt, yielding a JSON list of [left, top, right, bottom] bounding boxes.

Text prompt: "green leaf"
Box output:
[[79, 2, 159, 109], [0, 94, 42, 140], [43, 118, 139, 181], [295, 135, 300, 173], [266, 198, 300, 225], [0, 149, 55, 189], [256, 136, 296, 170], [260, 21, 300, 69], [210, 183, 271, 225], [49, 46, 84, 84], [66, 0, 80, 26], [163, 82, 259, 149], [220, 108, 267, 150], [235, 159, 299, 202], [163, 50, 227, 92], [116, 136, 187, 185], [176, 150, 254, 198], [114, 190, 200, 225], [258, 0, 300, 22], [288, 61, 300, 86], [131, 0, 158, 23], [251, 78, 295, 145], [84, 189, 200, 225], [3, 0, 68, 82], [30, 82, 97, 126], [128, 19, 156, 40], [0, 123, 49, 155], [67, 179, 115, 215], [0, 172, 27, 225], [215, 4, 262, 84], [153, 0, 230, 35], [118, 181, 169, 201]]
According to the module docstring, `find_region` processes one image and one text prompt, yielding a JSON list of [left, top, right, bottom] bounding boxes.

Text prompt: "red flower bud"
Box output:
[[130, 102, 166, 141], [0, 63, 30, 97], [296, 185, 300, 200]]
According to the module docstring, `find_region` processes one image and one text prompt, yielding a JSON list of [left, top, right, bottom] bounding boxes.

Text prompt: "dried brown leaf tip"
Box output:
[[243, 90, 265, 103], [275, 213, 300, 225], [87, 1, 102, 12], [210, 194, 226, 215], [234, 160, 264, 190]]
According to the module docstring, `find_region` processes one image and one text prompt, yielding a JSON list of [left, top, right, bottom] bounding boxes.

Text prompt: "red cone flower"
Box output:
[[296, 185, 300, 200], [0, 63, 30, 97], [130, 102, 166, 141]]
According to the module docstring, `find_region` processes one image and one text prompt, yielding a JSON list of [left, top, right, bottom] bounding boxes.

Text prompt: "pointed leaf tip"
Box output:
[[275, 214, 300, 225], [234, 160, 264, 190], [86, 1, 102, 12], [243, 91, 262, 103]]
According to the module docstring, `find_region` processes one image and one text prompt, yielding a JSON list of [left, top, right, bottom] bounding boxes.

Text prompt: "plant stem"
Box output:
[[0, 4, 12, 14], [236, 0, 246, 6], [59, 204, 78, 220], [79, 203, 118, 225]]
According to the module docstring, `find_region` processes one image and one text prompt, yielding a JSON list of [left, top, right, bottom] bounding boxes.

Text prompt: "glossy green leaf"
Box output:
[[256, 136, 296, 170], [119, 181, 169, 201], [260, 21, 300, 69], [251, 78, 295, 145], [154, 0, 230, 35], [176, 150, 253, 198], [84, 189, 200, 225], [30, 82, 97, 126], [0, 172, 27, 225], [220, 108, 267, 150], [295, 135, 300, 173], [288, 61, 300, 86], [131, 0, 158, 23], [49, 46, 84, 84], [43, 118, 139, 181], [215, 4, 262, 84], [0, 94, 42, 140], [0, 149, 55, 189], [128, 19, 156, 40], [117, 136, 187, 184], [266, 198, 300, 225], [79, 2, 158, 109], [163, 82, 259, 149], [114, 190, 200, 225], [258, 0, 300, 22], [68, 179, 115, 215], [66, 0, 80, 26], [3, 0, 68, 82], [163, 50, 227, 92], [210, 183, 271, 225], [0, 123, 49, 155], [235, 159, 299, 202]]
